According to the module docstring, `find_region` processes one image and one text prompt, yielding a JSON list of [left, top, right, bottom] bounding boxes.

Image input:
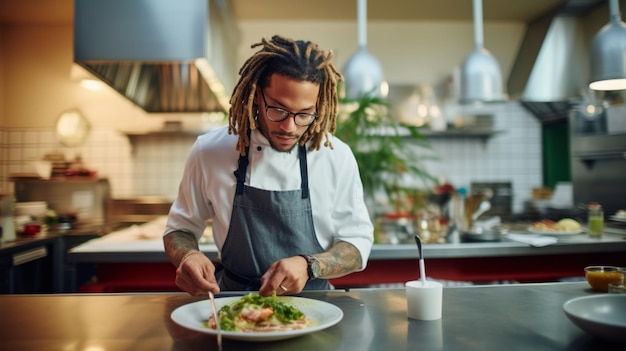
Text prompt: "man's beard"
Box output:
[[268, 132, 300, 153]]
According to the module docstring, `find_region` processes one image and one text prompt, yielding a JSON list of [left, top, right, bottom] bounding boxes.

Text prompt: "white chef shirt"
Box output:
[[164, 126, 374, 270]]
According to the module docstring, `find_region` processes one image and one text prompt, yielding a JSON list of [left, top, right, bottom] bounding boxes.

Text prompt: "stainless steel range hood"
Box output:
[[74, 0, 238, 113], [507, 0, 606, 124]]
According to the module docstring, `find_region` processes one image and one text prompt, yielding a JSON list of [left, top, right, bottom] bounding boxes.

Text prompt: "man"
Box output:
[[163, 35, 374, 296]]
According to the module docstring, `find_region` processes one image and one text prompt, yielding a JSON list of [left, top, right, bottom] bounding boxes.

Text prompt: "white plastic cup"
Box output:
[[406, 280, 443, 320]]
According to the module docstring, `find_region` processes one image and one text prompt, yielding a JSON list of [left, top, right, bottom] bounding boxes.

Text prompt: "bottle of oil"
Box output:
[[587, 202, 604, 237]]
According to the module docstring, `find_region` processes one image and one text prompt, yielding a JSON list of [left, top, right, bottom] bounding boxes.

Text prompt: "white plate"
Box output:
[[563, 295, 626, 344], [528, 227, 583, 235], [609, 215, 626, 223], [171, 296, 343, 342]]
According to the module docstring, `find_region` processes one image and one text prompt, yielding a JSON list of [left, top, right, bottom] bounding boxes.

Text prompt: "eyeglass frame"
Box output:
[[260, 90, 318, 127]]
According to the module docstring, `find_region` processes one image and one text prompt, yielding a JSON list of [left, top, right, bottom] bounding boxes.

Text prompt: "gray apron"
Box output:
[[218, 143, 330, 291]]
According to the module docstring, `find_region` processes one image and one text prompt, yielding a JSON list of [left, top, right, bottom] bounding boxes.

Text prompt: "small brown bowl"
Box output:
[[585, 266, 624, 292]]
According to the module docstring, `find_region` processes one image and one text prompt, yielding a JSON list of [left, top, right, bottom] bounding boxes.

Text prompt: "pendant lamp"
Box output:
[[460, 0, 504, 104], [342, 0, 384, 99], [589, 0, 626, 91]]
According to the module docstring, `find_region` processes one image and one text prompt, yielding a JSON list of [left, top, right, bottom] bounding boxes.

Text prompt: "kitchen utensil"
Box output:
[[461, 228, 502, 242], [472, 200, 491, 221], [406, 280, 443, 320], [208, 291, 222, 351], [414, 234, 427, 284]]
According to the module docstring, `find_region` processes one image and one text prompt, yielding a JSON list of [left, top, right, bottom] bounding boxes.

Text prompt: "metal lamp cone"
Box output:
[[460, 0, 505, 104], [589, 0, 626, 91], [342, 0, 384, 99]]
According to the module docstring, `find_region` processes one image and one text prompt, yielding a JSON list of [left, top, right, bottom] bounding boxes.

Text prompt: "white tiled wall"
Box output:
[[421, 101, 543, 213], [0, 101, 542, 213], [0, 127, 195, 200]]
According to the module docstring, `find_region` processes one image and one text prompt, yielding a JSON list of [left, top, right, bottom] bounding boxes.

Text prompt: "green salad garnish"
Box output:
[[217, 292, 305, 331]]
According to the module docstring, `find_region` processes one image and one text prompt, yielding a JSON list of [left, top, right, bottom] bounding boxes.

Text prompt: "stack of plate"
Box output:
[[609, 210, 626, 223], [14, 201, 48, 222]]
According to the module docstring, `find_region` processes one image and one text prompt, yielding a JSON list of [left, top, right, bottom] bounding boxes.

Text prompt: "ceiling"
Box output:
[[231, 0, 567, 22], [0, 0, 569, 25]]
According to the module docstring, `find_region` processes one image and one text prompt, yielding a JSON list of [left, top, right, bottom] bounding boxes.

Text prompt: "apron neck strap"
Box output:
[[298, 145, 309, 199]]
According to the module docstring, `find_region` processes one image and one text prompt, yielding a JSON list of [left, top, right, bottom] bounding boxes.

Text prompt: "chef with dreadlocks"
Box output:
[[163, 35, 374, 296]]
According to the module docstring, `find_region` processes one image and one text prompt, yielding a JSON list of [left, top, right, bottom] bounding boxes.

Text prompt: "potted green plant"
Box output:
[[335, 94, 437, 217]]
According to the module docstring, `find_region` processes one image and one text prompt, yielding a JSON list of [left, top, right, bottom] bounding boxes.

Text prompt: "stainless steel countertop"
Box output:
[[370, 232, 626, 259], [0, 282, 614, 350], [67, 231, 626, 263]]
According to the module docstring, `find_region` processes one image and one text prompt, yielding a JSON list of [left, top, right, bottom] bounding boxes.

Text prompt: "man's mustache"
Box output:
[[272, 132, 299, 138]]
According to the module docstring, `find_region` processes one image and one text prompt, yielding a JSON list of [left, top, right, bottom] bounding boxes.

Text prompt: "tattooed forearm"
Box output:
[[316, 241, 362, 279], [163, 231, 200, 267]]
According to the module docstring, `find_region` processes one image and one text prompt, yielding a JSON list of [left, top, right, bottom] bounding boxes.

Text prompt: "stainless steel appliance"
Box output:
[[74, 0, 239, 113], [570, 106, 626, 217]]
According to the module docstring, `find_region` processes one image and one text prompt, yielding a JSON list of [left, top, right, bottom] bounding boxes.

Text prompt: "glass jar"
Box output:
[[587, 202, 604, 237]]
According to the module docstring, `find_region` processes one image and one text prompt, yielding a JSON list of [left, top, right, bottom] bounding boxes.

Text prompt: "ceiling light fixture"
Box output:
[[589, 0, 626, 91], [342, 0, 385, 99], [460, 0, 504, 104]]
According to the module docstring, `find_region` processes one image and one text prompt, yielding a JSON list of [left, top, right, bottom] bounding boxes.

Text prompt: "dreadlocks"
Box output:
[[228, 35, 343, 155]]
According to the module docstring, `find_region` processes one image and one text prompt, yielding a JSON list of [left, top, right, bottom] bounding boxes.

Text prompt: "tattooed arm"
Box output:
[[164, 231, 220, 295], [259, 240, 362, 296], [316, 240, 363, 279]]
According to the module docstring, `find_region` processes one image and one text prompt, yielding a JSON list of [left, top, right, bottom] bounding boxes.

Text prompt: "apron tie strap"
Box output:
[[299, 145, 309, 199], [233, 152, 249, 195], [234, 132, 252, 195]]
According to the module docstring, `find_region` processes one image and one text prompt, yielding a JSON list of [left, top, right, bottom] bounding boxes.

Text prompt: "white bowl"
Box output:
[[22, 161, 52, 179], [563, 295, 626, 344], [14, 201, 48, 219]]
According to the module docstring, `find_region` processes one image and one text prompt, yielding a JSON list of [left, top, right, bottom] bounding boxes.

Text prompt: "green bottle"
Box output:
[[587, 202, 604, 237]]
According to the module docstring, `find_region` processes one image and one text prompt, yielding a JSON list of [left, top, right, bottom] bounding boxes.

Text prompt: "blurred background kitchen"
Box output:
[[2, 0, 625, 218], [1, 0, 625, 293]]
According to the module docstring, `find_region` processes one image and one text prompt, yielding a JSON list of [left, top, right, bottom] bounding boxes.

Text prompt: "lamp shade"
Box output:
[[460, 46, 504, 103], [342, 0, 384, 100], [343, 46, 384, 99], [589, 0, 626, 91], [459, 0, 504, 104]]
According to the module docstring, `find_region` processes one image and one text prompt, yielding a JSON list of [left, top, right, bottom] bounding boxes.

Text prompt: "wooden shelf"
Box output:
[[420, 129, 504, 139], [121, 130, 206, 137], [120, 128, 503, 141]]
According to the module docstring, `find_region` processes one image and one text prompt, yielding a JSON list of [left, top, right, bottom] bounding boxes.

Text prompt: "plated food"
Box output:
[[529, 218, 582, 235], [170, 294, 344, 341], [207, 293, 308, 332]]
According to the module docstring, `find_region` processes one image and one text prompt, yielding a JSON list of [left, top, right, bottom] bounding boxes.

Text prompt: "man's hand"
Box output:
[[259, 256, 309, 296], [164, 231, 220, 296], [258, 241, 363, 296], [175, 251, 220, 296]]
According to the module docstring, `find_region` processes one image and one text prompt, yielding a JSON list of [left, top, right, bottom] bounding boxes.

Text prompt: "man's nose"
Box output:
[[278, 114, 298, 131]]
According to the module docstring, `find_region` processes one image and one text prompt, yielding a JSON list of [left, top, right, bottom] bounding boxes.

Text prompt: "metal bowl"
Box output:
[[563, 295, 626, 344], [460, 226, 509, 243]]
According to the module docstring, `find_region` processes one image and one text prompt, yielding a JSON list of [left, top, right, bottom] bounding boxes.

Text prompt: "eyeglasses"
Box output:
[[261, 91, 317, 127]]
